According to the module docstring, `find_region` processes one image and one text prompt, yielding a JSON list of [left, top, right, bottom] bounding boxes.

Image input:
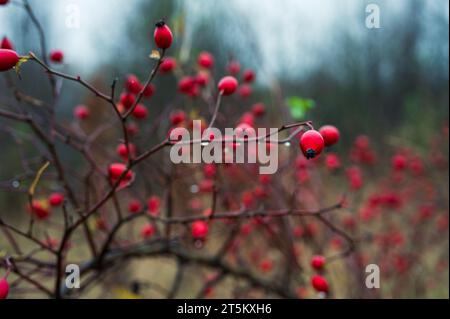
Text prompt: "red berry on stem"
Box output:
[[238, 84, 252, 98], [0, 0, 9, 5], [128, 199, 142, 214], [325, 153, 341, 170], [154, 20, 173, 49], [243, 69, 255, 83], [48, 192, 64, 207], [170, 110, 186, 126], [251, 103, 265, 117], [196, 71, 209, 87], [178, 76, 196, 94], [132, 104, 148, 120], [311, 275, 329, 293], [143, 83, 155, 98], [300, 130, 325, 159], [191, 221, 209, 239], [125, 74, 142, 94], [147, 196, 161, 216], [74, 105, 90, 120], [392, 154, 407, 171], [141, 224, 155, 239], [50, 50, 64, 63], [29, 200, 50, 220], [218, 76, 238, 95], [108, 163, 134, 187], [0, 49, 19, 72], [159, 57, 176, 73], [260, 259, 273, 272], [120, 92, 136, 110], [116, 143, 136, 161], [198, 51, 214, 69], [311, 255, 326, 270], [227, 61, 240, 75], [0, 278, 9, 299], [1, 37, 13, 50], [319, 125, 340, 147]]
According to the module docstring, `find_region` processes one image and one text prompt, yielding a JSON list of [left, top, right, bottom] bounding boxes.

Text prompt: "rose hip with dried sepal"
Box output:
[[154, 20, 173, 49], [299, 130, 325, 159]]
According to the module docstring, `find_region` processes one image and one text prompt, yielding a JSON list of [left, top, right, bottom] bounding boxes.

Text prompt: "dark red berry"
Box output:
[[159, 57, 176, 73], [198, 51, 214, 69], [50, 50, 64, 63], [243, 69, 255, 83]]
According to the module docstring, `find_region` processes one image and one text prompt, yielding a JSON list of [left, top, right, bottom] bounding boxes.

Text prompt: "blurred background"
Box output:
[[1, 0, 448, 137], [0, 0, 448, 298]]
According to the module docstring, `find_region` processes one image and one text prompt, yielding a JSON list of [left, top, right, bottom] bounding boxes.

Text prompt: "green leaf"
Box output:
[[285, 96, 316, 120]]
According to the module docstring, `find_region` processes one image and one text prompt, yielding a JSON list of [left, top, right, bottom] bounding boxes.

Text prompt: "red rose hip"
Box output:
[[218, 76, 238, 95], [191, 221, 209, 239], [50, 50, 64, 63], [74, 105, 90, 120], [311, 275, 329, 293], [154, 20, 173, 49], [0, 49, 19, 71], [319, 125, 340, 147], [300, 130, 324, 159], [311, 255, 326, 270], [48, 192, 64, 207], [198, 51, 214, 69], [0, 278, 9, 299]]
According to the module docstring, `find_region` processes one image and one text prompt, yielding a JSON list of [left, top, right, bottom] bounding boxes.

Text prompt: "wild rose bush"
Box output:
[[0, 0, 448, 299]]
